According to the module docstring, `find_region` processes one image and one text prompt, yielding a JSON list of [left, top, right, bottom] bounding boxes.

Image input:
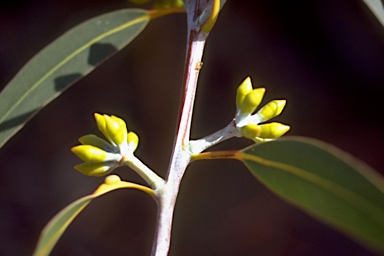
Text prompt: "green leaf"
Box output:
[[238, 137, 384, 252], [34, 195, 93, 256], [0, 9, 150, 148], [363, 0, 384, 27], [33, 177, 154, 256]]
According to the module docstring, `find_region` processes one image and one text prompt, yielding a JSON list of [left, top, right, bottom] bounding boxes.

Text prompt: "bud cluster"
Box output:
[[71, 113, 139, 176], [235, 77, 290, 143]]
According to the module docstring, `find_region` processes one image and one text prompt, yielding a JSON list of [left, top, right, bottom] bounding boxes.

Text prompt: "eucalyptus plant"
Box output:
[[0, 0, 384, 255]]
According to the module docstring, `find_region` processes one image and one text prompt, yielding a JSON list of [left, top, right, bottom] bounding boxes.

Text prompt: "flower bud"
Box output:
[[74, 162, 113, 177], [111, 115, 128, 132], [94, 113, 111, 143], [236, 77, 253, 108], [71, 145, 116, 162], [173, 0, 184, 8], [258, 122, 290, 139], [127, 132, 139, 152], [256, 100, 286, 122], [240, 124, 261, 140], [239, 88, 265, 116], [153, 0, 170, 9], [105, 175, 121, 185], [105, 115, 127, 147], [79, 134, 113, 151]]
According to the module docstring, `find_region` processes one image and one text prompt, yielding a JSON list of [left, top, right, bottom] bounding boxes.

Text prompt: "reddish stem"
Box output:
[[150, 1, 211, 255]]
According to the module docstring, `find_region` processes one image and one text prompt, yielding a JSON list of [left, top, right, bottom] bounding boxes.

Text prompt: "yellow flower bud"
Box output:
[[257, 100, 287, 122], [173, 0, 184, 8], [153, 0, 170, 9], [111, 115, 127, 132], [236, 77, 253, 108], [74, 162, 113, 177], [239, 88, 265, 116], [240, 124, 261, 140], [104, 115, 127, 147], [127, 131, 139, 152], [258, 122, 290, 139], [94, 113, 111, 142], [104, 175, 121, 185], [79, 134, 112, 150], [153, 0, 184, 8], [71, 145, 109, 162]]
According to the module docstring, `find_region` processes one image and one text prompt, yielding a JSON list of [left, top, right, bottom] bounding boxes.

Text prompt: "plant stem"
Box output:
[[150, 1, 210, 255], [123, 156, 165, 190], [188, 120, 241, 154]]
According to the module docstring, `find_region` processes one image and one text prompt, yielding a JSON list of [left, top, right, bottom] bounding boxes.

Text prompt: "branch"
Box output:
[[150, 1, 219, 255]]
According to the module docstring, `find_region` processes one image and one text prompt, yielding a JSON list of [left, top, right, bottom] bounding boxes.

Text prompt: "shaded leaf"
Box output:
[[33, 178, 154, 256], [238, 137, 384, 252], [0, 9, 150, 148]]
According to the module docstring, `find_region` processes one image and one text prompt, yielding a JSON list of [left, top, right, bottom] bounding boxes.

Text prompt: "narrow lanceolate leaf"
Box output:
[[33, 177, 154, 256], [363, 0, 384, 27], [237, 137, 384, 252], [0, 9, 150, 148]]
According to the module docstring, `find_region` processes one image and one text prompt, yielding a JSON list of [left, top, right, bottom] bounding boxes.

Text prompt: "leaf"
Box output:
[[33, 178, 154, 256], [363, 0, 384, 27], [237, 137, 384, 252], [0, 9, 151, 149]]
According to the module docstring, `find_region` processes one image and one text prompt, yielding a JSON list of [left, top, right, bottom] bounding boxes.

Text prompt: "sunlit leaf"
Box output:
[[238, 137, 384, 252], [0, 9, 151, 148], [33, 177, 154, 256], [363, 0, 384, 27]]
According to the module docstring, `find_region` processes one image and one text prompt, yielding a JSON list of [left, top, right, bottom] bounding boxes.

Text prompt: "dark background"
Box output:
[[1, 0, 384, 255]]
